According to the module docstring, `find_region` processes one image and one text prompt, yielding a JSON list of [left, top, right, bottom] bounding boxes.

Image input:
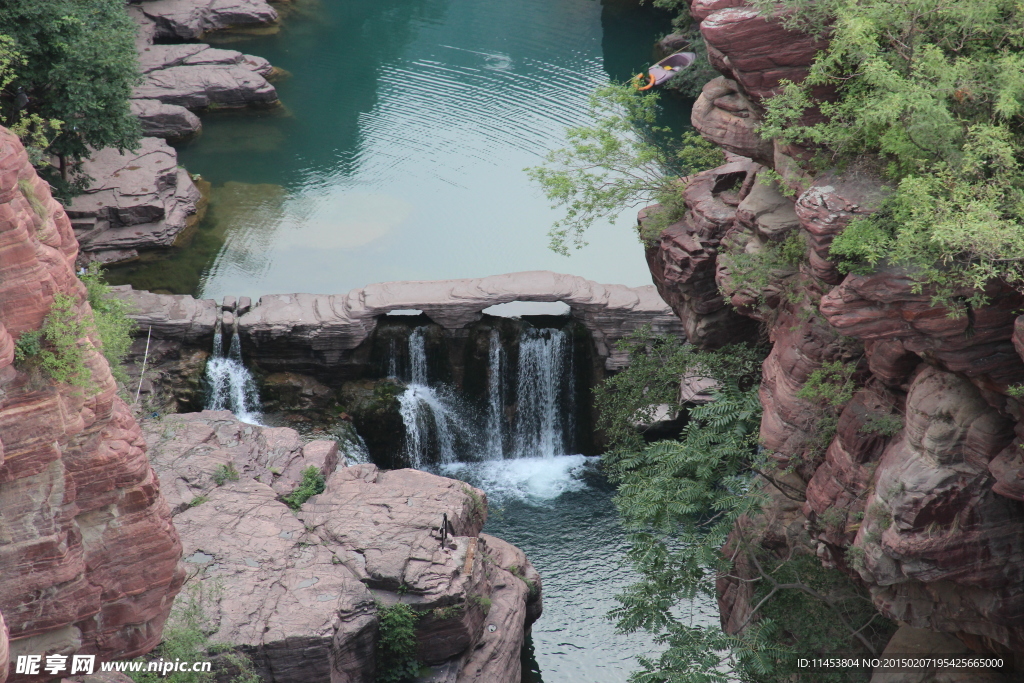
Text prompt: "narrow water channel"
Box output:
[[109, 0, 691, 298]]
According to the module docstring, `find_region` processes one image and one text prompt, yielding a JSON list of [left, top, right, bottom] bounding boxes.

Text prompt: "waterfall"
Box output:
[[485, 329, 504, 460], [394, 326, 470, 466], [206, 330, 262, 425], [398, 385, 466, 468], [408, 327, 428, 385], [390, 323, 577, 467], [513, 327, 570, 459]]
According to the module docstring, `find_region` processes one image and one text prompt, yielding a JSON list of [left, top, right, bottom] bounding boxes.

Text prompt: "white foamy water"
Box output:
[[441, 454, 599, 503], [206, 331, 263, 425]]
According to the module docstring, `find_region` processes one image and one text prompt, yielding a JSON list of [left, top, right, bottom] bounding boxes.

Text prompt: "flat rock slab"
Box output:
[[134, 45, 277, 110], [138, 0, 279, 40], [141, 411, 537, 683], [240, 271, 684, 372], [111, 286, 217, 344]]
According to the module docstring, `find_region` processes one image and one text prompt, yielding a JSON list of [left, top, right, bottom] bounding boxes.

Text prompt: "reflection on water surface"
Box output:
[[108, 0, 691, 298]]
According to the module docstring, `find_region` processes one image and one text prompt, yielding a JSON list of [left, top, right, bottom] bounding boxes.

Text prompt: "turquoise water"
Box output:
[[109, 0, 691, 298]]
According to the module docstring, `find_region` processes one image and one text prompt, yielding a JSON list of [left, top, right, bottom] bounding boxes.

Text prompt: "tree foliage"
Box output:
[[0, 0, 141, 196], [82, 263, 137, 386], [753, 0, 1024, 305], [598, 332, 889, 682], [526, 82, 722, 255]]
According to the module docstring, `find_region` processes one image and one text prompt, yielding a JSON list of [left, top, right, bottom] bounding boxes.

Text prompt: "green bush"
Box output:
[[212, 463, 240, 487], [374, 602, 419, 683], [281, 466, 326, 509], [82, 262, 136, 385], [752, 0, 1024, 306], [13, 330, 41, 362], [38, 293, 91, 388]]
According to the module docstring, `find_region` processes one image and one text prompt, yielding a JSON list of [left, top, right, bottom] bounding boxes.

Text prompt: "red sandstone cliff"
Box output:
[[647, 0, 1024, 670], [0, 128, 183, 681]]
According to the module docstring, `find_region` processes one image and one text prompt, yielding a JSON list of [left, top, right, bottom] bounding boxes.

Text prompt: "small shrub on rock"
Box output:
[[374, 602, 420, 683], [281, 466, 326, 509]]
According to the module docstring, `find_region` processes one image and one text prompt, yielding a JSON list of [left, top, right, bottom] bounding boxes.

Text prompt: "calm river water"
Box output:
[[109, 0, 690, 298]]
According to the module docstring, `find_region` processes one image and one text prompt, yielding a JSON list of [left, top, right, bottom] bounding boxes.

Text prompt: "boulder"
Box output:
[[68, 138, 201, 257], [137, 0, 279, 41], [133, 44, 278, 110], [0, 127, 183, 681], [130, 99, 202, 139], [142, 410, 341, 511]]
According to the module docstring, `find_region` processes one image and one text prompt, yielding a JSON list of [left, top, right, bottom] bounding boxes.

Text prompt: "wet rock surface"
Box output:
[[142, 411, 540, 683]]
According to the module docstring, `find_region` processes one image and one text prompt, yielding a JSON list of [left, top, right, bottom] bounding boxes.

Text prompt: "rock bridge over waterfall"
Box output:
[[118, 271, 685, 374]]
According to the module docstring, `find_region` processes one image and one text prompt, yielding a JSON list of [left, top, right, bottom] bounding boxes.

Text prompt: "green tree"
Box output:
[[0, 0, 141, 197], [598, 332, 889, 682], [526, 82, 722, 255], [754, 0, 1024, 306]]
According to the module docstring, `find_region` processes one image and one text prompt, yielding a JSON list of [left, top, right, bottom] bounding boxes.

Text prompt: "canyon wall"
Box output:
[[0, 129, 184, 681], [649, 0, 1024, 671]]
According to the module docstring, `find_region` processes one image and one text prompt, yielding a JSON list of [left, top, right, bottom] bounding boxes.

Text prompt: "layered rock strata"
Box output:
[[0, 129, 183, 681], [647, 0, 1024, 670], [143, 411, 542, 683]]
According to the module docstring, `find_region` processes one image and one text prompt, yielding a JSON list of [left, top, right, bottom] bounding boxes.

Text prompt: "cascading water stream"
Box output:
[[205, 329, 262, 425], [485, 329, 504, 460], [393, 323, 577, 470], [396, 327, 468, 467], [513, 327, 571, 459]]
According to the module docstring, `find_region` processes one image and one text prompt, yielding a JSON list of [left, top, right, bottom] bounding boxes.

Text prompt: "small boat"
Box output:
[[635, 51, 696, 91]]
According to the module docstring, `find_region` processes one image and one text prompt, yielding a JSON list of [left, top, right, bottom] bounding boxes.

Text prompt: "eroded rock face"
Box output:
[[698, 4, 825, 101], [794, 171, 889, 284], [0, 128, 183, 680], [691, 77, 774, 164], [821, 269, 1024, 391], [143, 411, 540, 683], [644, 160, 760, 348], [671, 0, 1024, 668], [851, 367, 1024, 650]]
